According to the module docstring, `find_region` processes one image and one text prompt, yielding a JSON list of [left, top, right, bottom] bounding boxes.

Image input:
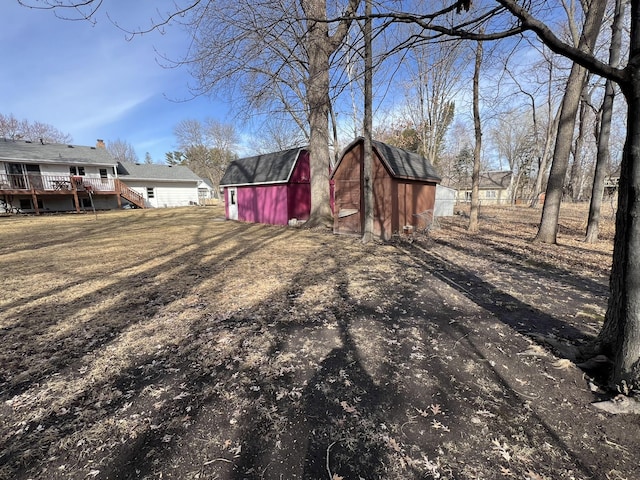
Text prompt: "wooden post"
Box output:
[[31, 190, 40, 215], [115, 179, 122, 208], [71, 176, 81, 213]]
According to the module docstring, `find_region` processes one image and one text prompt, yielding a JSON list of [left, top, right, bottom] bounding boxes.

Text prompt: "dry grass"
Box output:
[[0, 204, 636, 480]]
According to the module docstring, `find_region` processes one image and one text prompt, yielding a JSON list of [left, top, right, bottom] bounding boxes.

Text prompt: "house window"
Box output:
[[69, 166, 85, 176], [464, 191, 472, 202], [147, 187, 155, 199], [485, 190, 497, 199], [99, 168, 108, 178]]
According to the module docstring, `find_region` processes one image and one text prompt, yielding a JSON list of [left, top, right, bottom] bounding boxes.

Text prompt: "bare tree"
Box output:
[[362, 0, 374, 242], [107, 138, 139, 163], [586, 0, 626, 243], [407, 0, 636, 405], [534, 0, 607, 243], [468, 37, 483, 233], [300, 0, 360, 226], [401, 39, 465, 167], [0, 113, 22, 140], [173, 118, 238, 194], [168, 0, 359, 225], [249, 116, 307, 154], [491, 111, 538, 203], [0, 113, 72, 144], [24, 121, 72, 144]]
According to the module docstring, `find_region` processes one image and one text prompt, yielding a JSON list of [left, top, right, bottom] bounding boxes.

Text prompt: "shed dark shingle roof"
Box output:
[[372, 140, 441, 181], [220, 147, 306, 187], [333, 138, 441, 182], [0, 139, 116, 166]]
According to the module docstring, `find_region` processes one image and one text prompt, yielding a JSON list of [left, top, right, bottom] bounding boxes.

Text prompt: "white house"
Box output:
[[0, 139, 200, 214], [116, 162, 201, 208]]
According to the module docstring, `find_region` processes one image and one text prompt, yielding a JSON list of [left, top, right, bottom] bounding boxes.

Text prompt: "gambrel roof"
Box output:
[[332, 138, 442, 182], [220, 147, 307, 187]]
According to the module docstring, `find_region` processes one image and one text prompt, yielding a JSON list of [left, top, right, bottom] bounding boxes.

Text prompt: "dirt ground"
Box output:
[[0, 203, 638, 480]]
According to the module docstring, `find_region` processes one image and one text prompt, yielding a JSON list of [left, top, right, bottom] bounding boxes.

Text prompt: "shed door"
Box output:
[[227, 187, 238, 220]]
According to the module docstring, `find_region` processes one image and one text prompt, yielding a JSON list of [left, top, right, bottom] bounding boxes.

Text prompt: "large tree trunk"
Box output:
[[304, 0, 334, 227], [301, 0, 359, 228], [362, 0, 374, 242], [534, 0, 606, 243], [596, 0, 640, 386], [586, 0, 625, 243], [598, 72, 640, 387], [468, 39, 482, 233]]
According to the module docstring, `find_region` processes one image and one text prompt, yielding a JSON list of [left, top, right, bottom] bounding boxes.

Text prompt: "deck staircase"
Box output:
[[115, 179, 146, 209]]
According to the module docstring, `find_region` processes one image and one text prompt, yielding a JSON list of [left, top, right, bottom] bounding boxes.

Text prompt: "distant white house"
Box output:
[[452, 170, 513, 205], [0, 139, 201, 213], [197, 178, 217, 204]]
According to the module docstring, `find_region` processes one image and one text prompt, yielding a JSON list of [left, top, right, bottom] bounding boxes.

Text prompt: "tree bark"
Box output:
[[594, 0, 640, 387], [567, 86, 590, 202], [362, 0, 374, 242], [530, 107, 560, 208], [598, 76, 640, 387], [468, 39, 482, 233], [534, 0, 607, 243], [302, 0, 359, 228], [586, 0, 625, 243], [303, 0, 334, 227]]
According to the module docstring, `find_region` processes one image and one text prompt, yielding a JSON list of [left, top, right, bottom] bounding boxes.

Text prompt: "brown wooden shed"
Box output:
[[331, 137, 441, 240]]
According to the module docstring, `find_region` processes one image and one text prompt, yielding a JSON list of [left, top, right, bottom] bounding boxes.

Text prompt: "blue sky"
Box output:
[[2, 2, 233, 163]]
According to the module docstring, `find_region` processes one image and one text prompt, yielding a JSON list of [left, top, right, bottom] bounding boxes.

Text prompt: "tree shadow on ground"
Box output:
[[2, 214, 633, 480], [433, 236, 609, 298], [0, 218, 300, 478], [401, 241, 602, 343], [299, 312, 391, 479]]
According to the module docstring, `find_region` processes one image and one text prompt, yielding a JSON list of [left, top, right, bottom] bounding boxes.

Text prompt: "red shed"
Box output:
[[220, 147, 311, 225], [331, 138, 441, 239]]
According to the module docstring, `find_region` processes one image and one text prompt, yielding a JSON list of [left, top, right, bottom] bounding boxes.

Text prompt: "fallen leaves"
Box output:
[[552, 359, 575, 370], [340, 401, 358, 415], [518, 344, 547, 357], [592, 395, 640, 415], [492, 439, 512, 462]]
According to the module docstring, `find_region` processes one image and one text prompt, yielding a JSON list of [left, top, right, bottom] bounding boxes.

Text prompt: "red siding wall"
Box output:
[[332, 146, 363, 236], [333, 141, 437, 240], [237, 185, 289, 225], [287, 150, 311, 221], [229, 150, 311, 226]]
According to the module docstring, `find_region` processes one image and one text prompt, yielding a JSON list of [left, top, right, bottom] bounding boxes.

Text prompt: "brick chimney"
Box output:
[[96, 139, 105, 148]]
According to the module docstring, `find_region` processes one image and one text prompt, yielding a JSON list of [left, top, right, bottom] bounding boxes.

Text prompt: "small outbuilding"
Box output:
[[220, 147, 311, 225], [331, 138, 442, 240]]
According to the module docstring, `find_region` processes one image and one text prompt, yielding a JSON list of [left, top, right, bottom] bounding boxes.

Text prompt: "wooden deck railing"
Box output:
[[0, 173, 115, 193], [114, 179, 146, 208]]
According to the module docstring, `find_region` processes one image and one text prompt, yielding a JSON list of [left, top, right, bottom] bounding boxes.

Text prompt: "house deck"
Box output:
[[0, 173, 145, 214]]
